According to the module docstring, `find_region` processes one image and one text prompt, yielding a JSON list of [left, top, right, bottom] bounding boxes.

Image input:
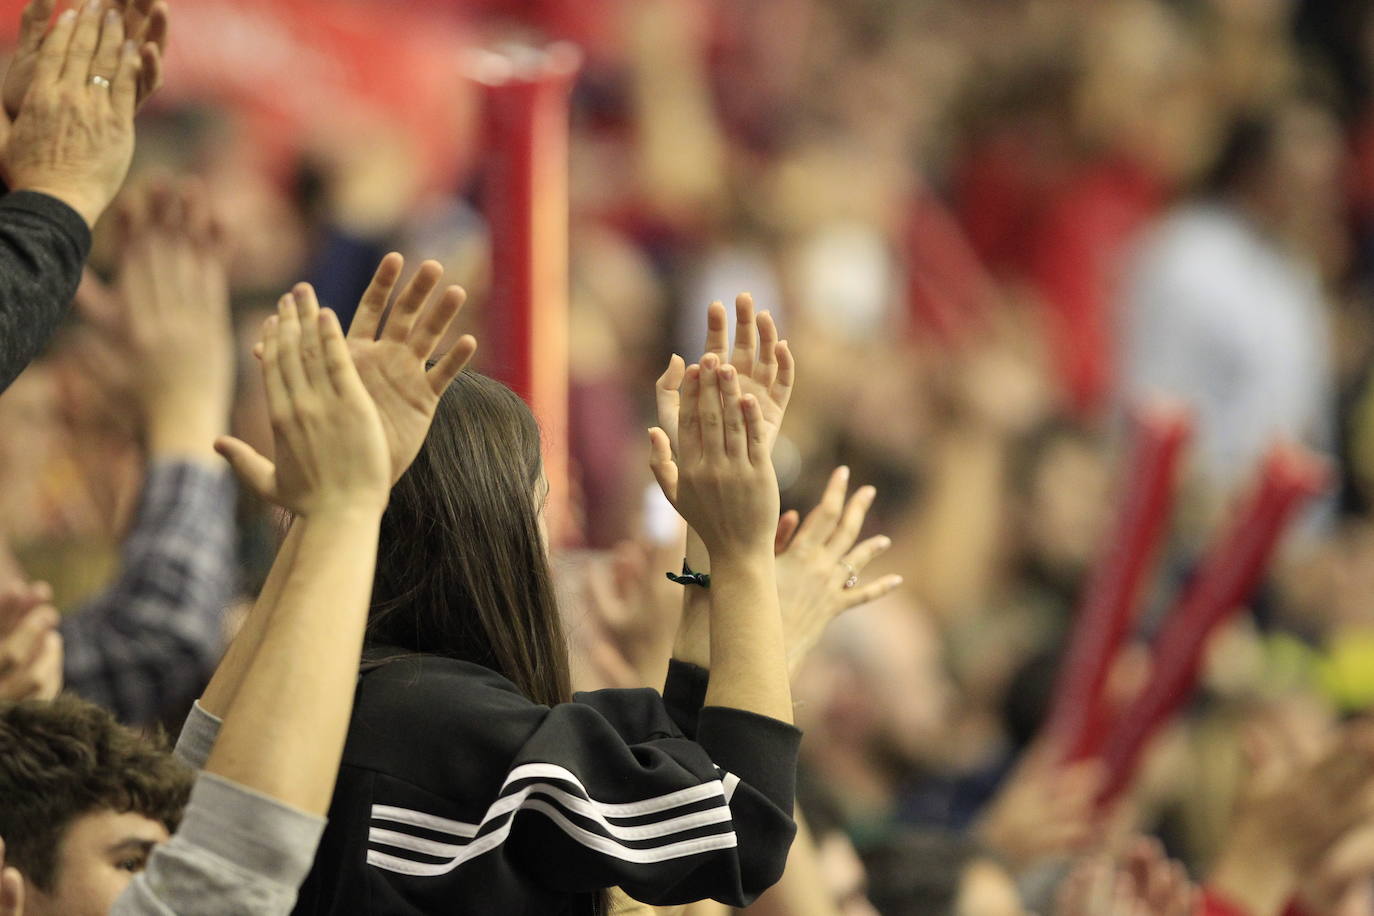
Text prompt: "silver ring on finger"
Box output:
[[840, 561, 858, 590], [90, 75, 112, 90]]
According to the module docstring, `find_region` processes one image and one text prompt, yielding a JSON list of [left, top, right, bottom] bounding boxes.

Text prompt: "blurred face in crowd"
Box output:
[[1023, 433, 1110, 584], [816, 830, 880, 916], [24, 810, 169, 916], [957, 858, 1030, 916]]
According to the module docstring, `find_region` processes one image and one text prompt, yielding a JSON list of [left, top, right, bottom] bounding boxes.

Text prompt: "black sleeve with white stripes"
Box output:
[[500, 689, 801, 907]]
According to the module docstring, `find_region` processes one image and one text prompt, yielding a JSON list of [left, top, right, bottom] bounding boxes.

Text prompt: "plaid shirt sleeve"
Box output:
[[62, 460, 239, 726]]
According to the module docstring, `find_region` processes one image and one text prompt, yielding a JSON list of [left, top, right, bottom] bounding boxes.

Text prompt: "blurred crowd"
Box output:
[[10, 0, 1374, 913]]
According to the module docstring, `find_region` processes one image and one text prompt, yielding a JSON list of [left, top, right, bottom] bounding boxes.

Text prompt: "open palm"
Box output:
[[343, 254, 477, 484], [655, 293, 794, 456]]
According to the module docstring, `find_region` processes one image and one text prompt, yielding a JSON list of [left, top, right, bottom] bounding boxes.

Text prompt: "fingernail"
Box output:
[[838, 466, 850, 480], [59, 9, 76, 23], [862, 486, 877, 500], [104, 8, 118, 24], [123, 39, 137, 54], [721, 365, 735, 380], [879, 536, 892, 548], [85, 0, 99, 13]]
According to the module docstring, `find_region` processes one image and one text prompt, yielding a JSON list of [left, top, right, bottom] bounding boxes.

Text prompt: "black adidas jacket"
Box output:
[[290, 652, 801, 914]]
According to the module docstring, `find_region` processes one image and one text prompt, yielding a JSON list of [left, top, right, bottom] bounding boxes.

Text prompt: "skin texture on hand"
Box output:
[[3, 1, 143, 228], [3, 0, 167, 121], [0, 579, 62, 702], [215, 288, 391, 517], [344, 253, 477, 485], [74, 183, 233, 462], [1056, 837, 1198, 916], [674, 467, 904, 675]]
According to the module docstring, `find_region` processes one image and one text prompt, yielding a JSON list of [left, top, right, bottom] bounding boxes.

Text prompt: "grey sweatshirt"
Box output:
[[108, 703, 325, 916]]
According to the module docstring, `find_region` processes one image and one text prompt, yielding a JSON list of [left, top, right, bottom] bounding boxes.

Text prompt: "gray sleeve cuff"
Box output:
[[173, 701, 224, 770], [179, 771, 326, 886], [109, 773, 326, 916]]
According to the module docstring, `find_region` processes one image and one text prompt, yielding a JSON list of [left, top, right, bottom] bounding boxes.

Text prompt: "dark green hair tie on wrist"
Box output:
[[666, 560, 710, 589]]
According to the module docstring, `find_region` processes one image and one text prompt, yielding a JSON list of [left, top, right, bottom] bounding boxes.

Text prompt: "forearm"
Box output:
[[1207, 833, 1297, 916], [703, 552, 792, 724], [205, 508, 380, 815], [738, 813, 840, 916], [199, 517, 303, 718], [0, 192, 91, 392], [672, 527, 712, 668]]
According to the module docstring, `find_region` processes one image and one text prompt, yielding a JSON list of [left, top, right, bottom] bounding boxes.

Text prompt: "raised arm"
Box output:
[[60, 184, 237, 726], [0, 0, 148, 391], [198, 254, 474, 723], [650, 352, 791, 723]]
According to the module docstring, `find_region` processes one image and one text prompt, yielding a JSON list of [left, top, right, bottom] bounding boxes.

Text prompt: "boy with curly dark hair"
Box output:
[[0, 695, 192, 916]]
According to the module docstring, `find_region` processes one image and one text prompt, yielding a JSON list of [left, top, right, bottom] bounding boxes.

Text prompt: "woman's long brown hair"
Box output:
[[367, 370, 572, 707]]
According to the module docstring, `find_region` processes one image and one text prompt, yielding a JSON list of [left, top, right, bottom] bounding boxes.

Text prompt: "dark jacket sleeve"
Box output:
[[661, 659, 709, 739], [0, 190, 90, 392], [497, 686, 800, 907]]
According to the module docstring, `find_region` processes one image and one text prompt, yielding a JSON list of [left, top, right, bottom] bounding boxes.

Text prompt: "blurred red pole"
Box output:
[[1043, 403, 1192, 763], [1096, 442, 1327, 805], [475, 44, 582, 544]]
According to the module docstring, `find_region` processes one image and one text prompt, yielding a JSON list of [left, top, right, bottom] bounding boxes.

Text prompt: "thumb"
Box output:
[[214, 436, 277, 502], [647, 428, 678, 505]]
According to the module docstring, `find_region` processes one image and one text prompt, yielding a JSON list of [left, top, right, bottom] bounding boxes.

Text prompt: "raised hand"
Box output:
[[773, 466, 904, 674], [1056, 838, 1198, 916], [77, 182, 233, 458], [573, 538, 685, 690], [976, 744, 1105, 871], [656, 294, 794, 456], [214, 288, 390, 517], [345, 254, 478, 484], [3, 0, 143, 228], [0, 580, 62, 702], [649, 354, 779, 555], [3, 0, 167, 122]]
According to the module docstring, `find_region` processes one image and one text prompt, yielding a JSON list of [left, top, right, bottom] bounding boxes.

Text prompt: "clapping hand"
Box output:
[[214, 288, 391, 518], [0, 580, 62, 702], [4, 0, 166, 122], [3, 0, 144, 228], [344, 254, 477, 484]]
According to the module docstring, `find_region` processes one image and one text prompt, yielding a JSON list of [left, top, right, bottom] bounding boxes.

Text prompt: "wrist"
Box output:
[[297, 499, 388, 525], [146, 398, 230, 462], [10, 182, 101, 229]]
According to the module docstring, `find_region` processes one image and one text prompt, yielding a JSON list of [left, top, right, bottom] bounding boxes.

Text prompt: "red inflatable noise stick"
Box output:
[[1043, 402, 1192, 764], [1095, 442, 1327, 806]]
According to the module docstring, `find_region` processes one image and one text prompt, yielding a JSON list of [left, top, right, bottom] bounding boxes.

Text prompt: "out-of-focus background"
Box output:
[[10, 0, 1374, 910]]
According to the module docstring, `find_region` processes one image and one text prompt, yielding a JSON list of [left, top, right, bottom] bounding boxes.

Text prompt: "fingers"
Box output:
[[791, 466, 849, 550], [260, 313, 289, 428], [17, 0, 56, 56], [409, 285, 467, 361], [136, 36, 161, 105], [678, 363, 703, 467], [826, 485, 877, 554], [213, 436, 277, 501], [839, 574, 904, 611], [730, 293, 756, 375], [754, 310, 779, 389], [648, 428, 679, 504], [293, 284, 331, 393], [697, 356, 725, 461], [841, 534, 892, 578], [350, 253, 404, 341], [89, 7, 124, 84], [33, 6, 77, 89], [719, 363, 746, 459], [428, 335, 478, 396], [774, 510, 801, 555], [31, 629, 62, 700], [60, 0, 103, 88], [0, 605, 58, 692], [109, 35, 140, 117], [275, 293, 310, 399], [742, 394, 768, 466], [703, 300, 728, 360], [319, 309, 366, 399], [771, 339, 795, 412], [383, 260, 443, 343], [654, 355, 685, 451]]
